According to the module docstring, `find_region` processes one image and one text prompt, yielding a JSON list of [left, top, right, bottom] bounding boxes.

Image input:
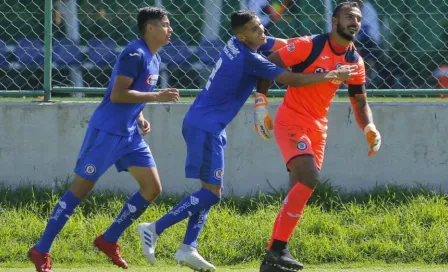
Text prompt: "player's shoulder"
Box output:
[[222, 36, 246, 65], [344, 44, 364, 64], [121, 43, 144, 58], [291, 35, 314, 44], [122, 39, 147, 57], [285, 35, 315, 53]]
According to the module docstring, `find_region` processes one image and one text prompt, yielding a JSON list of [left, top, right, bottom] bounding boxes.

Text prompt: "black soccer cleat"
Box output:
[[260, 248, 304, 272]]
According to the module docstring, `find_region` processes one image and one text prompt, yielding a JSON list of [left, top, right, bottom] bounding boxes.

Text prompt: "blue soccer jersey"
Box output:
[[184, 36, 285, 133], [182, 36, 284, 184], [74, 38, 159, 181], [89, 38, 161, 136]]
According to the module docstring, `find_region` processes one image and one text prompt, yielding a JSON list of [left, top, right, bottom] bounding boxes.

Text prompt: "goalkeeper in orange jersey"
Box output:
[[254, 2, 382, 271]]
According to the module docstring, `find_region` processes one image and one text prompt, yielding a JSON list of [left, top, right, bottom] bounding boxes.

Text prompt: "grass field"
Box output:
[[1, 182, 447, 271], [2, 264, 448, 272]]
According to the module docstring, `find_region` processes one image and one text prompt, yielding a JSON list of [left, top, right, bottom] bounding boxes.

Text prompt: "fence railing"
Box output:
[[0, 0, 447, 101]]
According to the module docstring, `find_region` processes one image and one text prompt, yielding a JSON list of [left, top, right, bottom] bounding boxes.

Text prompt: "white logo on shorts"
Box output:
[[297, 141, 308, 151], [58, 201, 67, 209], [127, 203, 137, 213], [214, 168, 224, 180], [190, 196, 199, 205], [84, 164, 96, 175]]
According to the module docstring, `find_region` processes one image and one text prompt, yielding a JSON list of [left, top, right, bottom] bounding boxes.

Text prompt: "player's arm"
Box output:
[[269, 52, 357, 87], [347, 58, 381, 156], [256, 38, 357, 95], [111, 76, 179, 103], [258, 36, 289, 52], [110, 49, 178, 103], [137, 111, 145, 121], [136, 111, 151, 135], [349, 85, 373, 129]]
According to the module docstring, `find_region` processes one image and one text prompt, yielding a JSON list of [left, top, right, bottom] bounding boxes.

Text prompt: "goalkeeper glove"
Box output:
[[253, 93, 273, 140], [364, 123, 381, 156]]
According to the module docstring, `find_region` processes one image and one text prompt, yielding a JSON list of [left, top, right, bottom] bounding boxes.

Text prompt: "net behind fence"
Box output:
[[0, 0, 447, 94]]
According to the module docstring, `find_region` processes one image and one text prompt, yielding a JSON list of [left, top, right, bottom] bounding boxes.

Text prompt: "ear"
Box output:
[[236, 33, 245, 42], [331, 17, 337, 28]]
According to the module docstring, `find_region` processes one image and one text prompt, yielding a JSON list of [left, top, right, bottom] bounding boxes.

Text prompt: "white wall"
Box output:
[[1, 101, 447, 195]]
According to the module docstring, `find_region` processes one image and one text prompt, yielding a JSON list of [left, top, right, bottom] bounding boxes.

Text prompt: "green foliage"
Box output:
[[1, 181, 448, 266]]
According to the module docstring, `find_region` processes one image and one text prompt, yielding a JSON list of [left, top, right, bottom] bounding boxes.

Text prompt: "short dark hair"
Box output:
[[137, 6, 169, 35], [230, 10, 257, 33], [332, 1, 361, 17]]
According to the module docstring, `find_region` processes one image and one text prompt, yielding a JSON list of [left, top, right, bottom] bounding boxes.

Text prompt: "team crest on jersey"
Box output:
[[146, 74, 159, 86], [214, 168, 224, 180], [85, 164, 96, 175], [297, 141, 308, 151], [331, 62, 345, 85], [314, 67, 325, 73], [287, 43, 295, 52]]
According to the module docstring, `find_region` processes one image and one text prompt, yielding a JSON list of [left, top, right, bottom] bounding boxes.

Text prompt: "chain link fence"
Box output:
[[0, 0, 447, 94]]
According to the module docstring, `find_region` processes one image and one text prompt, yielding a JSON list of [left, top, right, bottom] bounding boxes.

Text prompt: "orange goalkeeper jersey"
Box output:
[[277, 34, 366, 131]]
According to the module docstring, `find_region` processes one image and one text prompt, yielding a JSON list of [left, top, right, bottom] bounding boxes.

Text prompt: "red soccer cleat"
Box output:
[[28, 246, 53, 272], [94, 234, 128, 269]]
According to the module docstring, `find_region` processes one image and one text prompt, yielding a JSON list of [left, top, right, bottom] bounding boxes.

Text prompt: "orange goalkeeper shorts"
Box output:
[[274, 109, 327, 170]]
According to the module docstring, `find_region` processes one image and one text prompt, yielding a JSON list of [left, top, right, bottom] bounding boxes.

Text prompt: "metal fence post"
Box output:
[[44, 0, 53, 102]]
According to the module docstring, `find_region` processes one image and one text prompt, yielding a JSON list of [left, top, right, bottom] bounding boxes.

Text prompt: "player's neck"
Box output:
[[240, 40, 260, 52], [329, 33, 351, 54], [141, 36, 162, 55]]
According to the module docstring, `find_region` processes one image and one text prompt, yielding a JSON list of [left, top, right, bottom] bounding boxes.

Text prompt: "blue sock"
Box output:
[[155, 188, 220, 235], [183, 206, 211, 248], [35, 190, 80, 253], [103, 191, 150, 243]]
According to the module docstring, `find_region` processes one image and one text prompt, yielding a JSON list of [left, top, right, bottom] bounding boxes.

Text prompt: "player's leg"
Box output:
[[95, 134, 160, 268], [29, 128, 119, 272], [137, 120, 220, 270], [174, 129, 226, 272], [261, 122, 323, 271], [182, 129, 225, 247]]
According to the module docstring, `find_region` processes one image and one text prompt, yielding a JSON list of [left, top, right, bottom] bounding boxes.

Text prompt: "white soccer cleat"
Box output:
[[137, 222, 159, 264], [175, 244, 216, 272]]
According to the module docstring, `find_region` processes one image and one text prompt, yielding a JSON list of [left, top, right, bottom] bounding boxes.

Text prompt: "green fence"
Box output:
[[0, 0, 447, 101]]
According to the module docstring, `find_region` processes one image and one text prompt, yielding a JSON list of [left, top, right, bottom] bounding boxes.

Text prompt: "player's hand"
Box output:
[[364, 123, 381, 156], [156, 88, 179, 102], [253, 93, 273, 140], [137, 118, 151, 136], [327, 65, 359, 81]]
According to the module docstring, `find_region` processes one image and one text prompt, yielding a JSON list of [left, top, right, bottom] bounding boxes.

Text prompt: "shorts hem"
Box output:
[[74, 169, 99, 182], [286, 154, 314, 170]]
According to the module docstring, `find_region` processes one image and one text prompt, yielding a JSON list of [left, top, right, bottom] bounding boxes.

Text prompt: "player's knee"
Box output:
[[299, 173, 320, 189], [70, 175, 96, 200], [201, 181, 223, 199], [140, 182, 162, 202], [289, 159, 320, 190], [292, 167, 319, 189]]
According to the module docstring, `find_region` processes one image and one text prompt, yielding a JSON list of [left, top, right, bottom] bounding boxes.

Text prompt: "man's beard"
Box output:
[[336, 23, 356, 41]]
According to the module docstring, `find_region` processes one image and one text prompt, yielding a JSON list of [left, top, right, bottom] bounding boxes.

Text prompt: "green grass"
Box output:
[[1, 181, 448, 268], [2, 264, 448, 271], [1, 96, 448, 103]]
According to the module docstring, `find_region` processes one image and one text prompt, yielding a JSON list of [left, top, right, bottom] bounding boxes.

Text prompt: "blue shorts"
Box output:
[[74, 126, 156, 181], [182, 120, 227, 185]]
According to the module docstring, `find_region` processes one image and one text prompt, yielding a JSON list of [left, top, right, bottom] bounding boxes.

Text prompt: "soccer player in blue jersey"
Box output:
[[28, 7, 179, 272], [137, 10, 356, 272]]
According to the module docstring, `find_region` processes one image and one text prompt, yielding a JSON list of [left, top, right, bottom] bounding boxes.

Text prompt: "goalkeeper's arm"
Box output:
[[348, 84, 381, 156]]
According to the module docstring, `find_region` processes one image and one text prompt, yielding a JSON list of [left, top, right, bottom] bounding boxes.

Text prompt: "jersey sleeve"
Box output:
[[277, 36, 313, 67], [244, 52, 285, 80], [116, 47, 144, 79], [258, 36, 276, 52], [346, 55, 366, 85]]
